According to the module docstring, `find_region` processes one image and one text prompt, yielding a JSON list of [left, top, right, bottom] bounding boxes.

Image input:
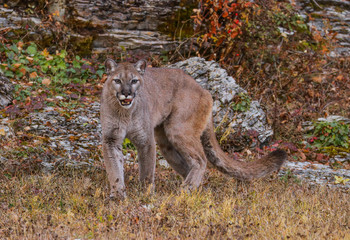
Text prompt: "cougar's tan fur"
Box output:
[[100, 59, 287, 198]]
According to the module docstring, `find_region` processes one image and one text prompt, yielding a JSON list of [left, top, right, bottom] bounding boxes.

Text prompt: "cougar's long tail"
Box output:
[[201, 120, 287, 181]]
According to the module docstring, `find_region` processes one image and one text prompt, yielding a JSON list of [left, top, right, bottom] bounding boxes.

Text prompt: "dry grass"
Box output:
[[0, 164, 349, 240]]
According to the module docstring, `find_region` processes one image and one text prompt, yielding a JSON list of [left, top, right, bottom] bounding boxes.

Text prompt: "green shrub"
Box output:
[[308, 121, 349, 149], [0, 42, 104, 86]]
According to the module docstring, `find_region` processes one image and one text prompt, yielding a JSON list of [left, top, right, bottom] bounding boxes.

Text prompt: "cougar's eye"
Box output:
[[114, 79, 121, 84], [131, 79, 138, 84]]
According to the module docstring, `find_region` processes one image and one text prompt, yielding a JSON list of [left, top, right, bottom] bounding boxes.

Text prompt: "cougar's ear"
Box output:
[[134, 59, 147, 75], [105, 58, 118, 75]]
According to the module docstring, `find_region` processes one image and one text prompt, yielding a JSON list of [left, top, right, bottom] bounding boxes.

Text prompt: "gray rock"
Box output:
[[331, 153, 350, 163], [0, 73, 14, 110], [281, 161, 350, 189], [317, 115, 350, 124], [19, 102, 102, 168], [0, 1, 184, 55], [294, 0, 350, 56], [169, 57, 273, 151]]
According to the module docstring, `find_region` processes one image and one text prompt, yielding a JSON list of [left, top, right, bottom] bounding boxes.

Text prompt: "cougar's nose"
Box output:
[[121, 89, 131, 96]]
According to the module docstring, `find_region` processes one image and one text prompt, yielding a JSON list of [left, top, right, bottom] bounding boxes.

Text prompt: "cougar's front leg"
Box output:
[[130, 129, 156, 187], [102, 133, 126, 199]]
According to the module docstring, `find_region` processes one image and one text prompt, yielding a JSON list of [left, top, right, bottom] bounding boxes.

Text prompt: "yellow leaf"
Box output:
[[0, 128, 5, 136], [41, 48, 50, 57], [334, 176, 350, 185]]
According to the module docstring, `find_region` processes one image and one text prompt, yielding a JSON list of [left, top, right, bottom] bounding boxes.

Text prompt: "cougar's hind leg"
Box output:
[[155, 125, 190, 178], [162, 88, 213, 189], [163, 124, 208, 189]]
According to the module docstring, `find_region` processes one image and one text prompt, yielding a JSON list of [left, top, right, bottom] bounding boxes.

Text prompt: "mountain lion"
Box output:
[[100, 59, 287, 198]]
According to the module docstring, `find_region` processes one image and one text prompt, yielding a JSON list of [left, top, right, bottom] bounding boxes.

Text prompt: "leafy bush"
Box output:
[[308, 121, 349, 149], [192, 0, 310, 63], [0, 41, 104, 118], [0, 42, 104, 86]]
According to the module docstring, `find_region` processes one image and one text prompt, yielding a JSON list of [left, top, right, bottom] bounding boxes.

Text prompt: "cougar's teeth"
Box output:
[[119, 95, 126, 100], [120, 99, 133, 106]]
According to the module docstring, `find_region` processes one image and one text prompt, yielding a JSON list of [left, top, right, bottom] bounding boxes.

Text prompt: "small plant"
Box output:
[[280, 169, 301, 185], [230, 92, 251, 112], [0, 41, 104, 118], [0, 42, 104, 86], [308, 121, 349, 149], [122, 138, 136, 151]]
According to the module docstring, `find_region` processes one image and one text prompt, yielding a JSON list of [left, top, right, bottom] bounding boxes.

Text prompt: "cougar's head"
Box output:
[[104, 59, 147, 109]]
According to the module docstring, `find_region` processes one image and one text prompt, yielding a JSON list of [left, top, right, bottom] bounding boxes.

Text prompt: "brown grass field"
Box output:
[[0, 163, 349, 240]]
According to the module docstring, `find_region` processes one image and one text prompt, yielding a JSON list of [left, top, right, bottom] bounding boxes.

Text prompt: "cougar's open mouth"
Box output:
[[117, 94, 134, 108], [120, 98, 133, 106]]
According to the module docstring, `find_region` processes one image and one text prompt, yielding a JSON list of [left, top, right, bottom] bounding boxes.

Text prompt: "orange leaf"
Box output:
[[13, 63, 21, 69], [336, 75, 344, 81], [311, 75, 323, 83], [19, 68, 26, 75], [230, 31, 239, 39], [29, 72, 38, 79], [17, 41, 24, 48]]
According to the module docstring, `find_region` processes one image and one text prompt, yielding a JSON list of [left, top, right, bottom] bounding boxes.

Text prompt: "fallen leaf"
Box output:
[[0, 128, 5, 136], [13, 63, 21, 69], [42, 78, 51, 86], [334, 176, 350, 185], [298, 150, 307, 161], [29, 72, 38, 79], [17, 41, 24, 48], [336, 75, 344, 81], [19, 68, 26, 75], [100, 75, 107, 83], [24, 126, 31, 131], [41, 48, 50, 57], [311, 75, 323, 83]]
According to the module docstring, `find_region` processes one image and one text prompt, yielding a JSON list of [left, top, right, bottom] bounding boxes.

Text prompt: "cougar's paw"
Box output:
[[108, 188, 126, 201], [180, 183, 202, 194]]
